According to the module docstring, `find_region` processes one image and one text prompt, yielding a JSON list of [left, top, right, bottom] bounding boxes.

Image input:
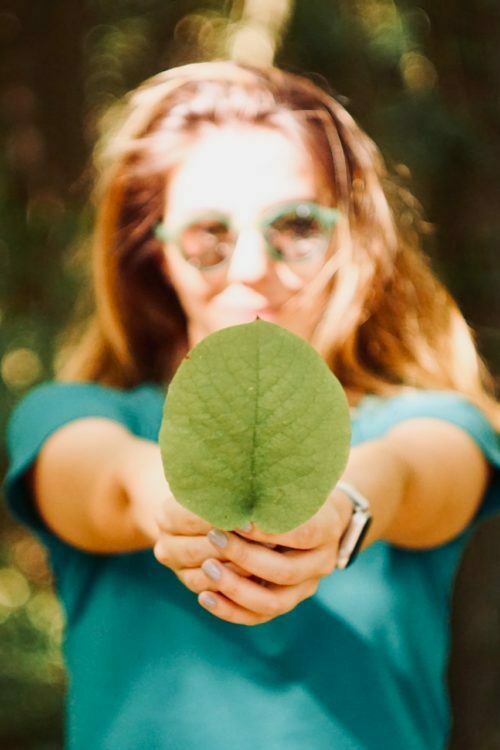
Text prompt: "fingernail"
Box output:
[[238, 522, 253, 532], [208, 529, 228, 548], [202, 559, 222, 581], [200, 592, 217, 609]]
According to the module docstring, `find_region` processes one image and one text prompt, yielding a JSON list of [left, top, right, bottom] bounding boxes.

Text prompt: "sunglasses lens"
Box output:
[[266, 206, 329, 261], [180, 219, 234, 268], [174, 204, 336, 269]]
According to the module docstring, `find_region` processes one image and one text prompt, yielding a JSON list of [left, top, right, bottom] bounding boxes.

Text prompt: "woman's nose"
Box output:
[[225, 227, 270, 284]]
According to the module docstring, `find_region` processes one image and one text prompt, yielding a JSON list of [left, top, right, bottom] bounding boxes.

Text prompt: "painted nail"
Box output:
[[208, 529, 228, 548], [202, 559, 222, 581], [200, 592, 217, 608], [238, 522, 253, 532]]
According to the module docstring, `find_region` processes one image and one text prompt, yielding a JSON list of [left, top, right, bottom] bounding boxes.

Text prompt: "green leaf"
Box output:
[[159, 320, 351, 533]]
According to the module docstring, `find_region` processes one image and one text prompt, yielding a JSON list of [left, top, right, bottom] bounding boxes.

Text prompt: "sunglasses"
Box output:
[[154, 201, 341, 271]]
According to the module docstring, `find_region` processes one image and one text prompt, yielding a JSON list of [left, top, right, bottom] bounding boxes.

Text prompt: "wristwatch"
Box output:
[[335, 482, 372, 569]]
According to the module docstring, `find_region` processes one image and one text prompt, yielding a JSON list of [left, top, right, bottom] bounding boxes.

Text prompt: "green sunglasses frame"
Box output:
[[154, 201, 341, 271]]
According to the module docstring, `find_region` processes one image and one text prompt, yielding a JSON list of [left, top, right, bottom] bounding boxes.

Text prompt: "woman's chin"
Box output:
[[213, 307, 280, 326]]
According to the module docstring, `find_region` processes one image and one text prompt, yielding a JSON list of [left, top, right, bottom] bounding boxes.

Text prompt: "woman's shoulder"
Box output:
[[7, 379, 167, 445], [16, 377, 165, 397], [354, 386, 499, 473], [12, 377, 167, 404], [353, 387, 499, 449], [353, 387, 500, 524]]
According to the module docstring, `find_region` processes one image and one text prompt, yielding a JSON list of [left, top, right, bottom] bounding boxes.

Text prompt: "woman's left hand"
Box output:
[[198, 489, 352, 625]]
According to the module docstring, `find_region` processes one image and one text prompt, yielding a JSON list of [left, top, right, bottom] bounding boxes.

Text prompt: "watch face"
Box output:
[[336, 512, 372, 569]]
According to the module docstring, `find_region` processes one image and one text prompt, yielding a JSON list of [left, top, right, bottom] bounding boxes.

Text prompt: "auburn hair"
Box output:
[[55, 60, 500, 427]]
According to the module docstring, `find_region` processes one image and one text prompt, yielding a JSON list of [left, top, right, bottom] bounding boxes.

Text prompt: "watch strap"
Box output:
[[335, 482, 372, 569]]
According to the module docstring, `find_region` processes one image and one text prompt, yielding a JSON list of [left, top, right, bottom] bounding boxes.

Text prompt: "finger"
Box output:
[[176, 566, 221, 594], [225, 562, 253, 577], [240, 519, 327, 549], [199, 561, 319, 619], [155, 497, 212, 535], [201, 558, 319, 616], [153, 537, 253, 577], [176, 562, 253, 595], [198, 592, 272, 626], [207, 529, 335, 585], [154, 534, 220, 570], [235, 499, 344, 550]]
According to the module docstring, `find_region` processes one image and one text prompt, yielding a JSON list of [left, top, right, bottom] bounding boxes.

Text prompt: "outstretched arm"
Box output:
[[352, 417, 492, 549], [27, 419, 165, 553]]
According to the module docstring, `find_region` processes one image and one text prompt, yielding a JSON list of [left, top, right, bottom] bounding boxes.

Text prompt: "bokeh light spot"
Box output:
[[1, 347, 43, 390], [26, 591, 64, 642], [229, 23, 275, 66], [400, 51, 437, 91], [0, 568, 31, 609]]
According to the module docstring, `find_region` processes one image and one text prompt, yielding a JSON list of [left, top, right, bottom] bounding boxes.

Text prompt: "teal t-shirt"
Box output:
[[3, 382, 500, 750]]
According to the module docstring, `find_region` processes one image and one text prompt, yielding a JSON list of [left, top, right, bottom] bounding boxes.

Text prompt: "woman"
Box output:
[[4, 61, 500, 750]]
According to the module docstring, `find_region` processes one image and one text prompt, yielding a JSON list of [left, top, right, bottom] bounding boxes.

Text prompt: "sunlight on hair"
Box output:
[[228, 0, 293, 66]]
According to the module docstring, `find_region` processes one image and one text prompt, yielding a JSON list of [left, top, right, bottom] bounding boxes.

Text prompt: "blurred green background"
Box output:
[[1, 1, 499, 748]]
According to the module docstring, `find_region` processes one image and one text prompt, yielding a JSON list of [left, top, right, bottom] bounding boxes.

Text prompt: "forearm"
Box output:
[[95, 436, 163, 551], [330, 436, 411, 551], [29, 417, 163, 554], [330, 415, 491, 552]]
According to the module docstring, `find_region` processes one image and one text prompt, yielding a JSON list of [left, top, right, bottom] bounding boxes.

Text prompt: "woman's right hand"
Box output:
[[119, 436, 255, 591], [153, 492, 255, 593]]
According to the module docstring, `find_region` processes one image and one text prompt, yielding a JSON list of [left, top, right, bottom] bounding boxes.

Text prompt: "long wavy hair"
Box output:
[[56, 60, 500, 427]]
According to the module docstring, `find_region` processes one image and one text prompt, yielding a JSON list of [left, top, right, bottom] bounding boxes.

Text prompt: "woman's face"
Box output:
[[160, 123, 335, 348]]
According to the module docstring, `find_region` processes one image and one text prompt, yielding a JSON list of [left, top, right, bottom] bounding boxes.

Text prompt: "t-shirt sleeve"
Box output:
[[379, 390, 500, 524], [2, 380, 133, 552]]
